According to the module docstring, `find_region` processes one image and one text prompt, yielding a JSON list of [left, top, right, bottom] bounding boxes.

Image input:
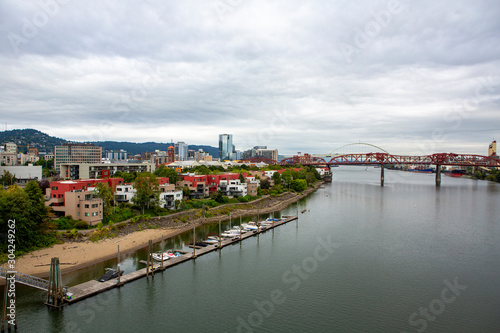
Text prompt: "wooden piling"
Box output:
[[117, 245, 121, 286], [218, 218, 222, 249], [46, 257, 64, 307], [192, 226, 196, 258], [146, 242, 150, 278], [149, 240, 154, 278]]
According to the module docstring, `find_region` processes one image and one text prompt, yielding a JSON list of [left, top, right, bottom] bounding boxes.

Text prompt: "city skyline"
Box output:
[[1, 1, 499, 155]]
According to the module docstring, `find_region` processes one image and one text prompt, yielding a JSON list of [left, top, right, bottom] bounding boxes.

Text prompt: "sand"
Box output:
[[4, 228, 182, 278]]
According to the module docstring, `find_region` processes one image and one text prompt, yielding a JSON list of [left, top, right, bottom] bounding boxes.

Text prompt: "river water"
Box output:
[[8, 166, 500, 332]]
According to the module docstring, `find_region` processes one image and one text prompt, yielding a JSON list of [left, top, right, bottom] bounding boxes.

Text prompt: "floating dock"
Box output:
[[65, 215, 298, 305]]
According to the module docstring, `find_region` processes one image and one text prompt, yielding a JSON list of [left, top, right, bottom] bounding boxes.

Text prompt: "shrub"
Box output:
[[237, 196, 248, 202], [74, 220, 89, 229]]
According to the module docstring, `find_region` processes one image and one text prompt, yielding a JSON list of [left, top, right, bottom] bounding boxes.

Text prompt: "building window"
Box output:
[[85, 213, 89, 217], [52, 186, 58, 190], [91, 204, 98, 208], [85, 204, 89, 208]]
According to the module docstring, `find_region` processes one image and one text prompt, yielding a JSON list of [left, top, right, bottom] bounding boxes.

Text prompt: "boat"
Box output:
[[409, 167, 434, 173], [152, 252, 170, 261], [202, 236, 221, 244], [241, 222, 259, 231], [266, 218, 280, 222], [164, 250, 182, 258], [446, 169, 466, 177], [97, 268, 124, 282], [188, 241, 208, 247]]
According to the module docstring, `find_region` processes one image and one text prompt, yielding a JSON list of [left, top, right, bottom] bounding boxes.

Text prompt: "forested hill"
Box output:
[[0, 128, 68, 153]]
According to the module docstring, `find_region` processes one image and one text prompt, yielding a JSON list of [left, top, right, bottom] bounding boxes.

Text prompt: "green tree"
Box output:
[[281, 170, 292, 188], [290, 179, 307, 192], [182, 185, 191, 199], [214, 190, 225, 203], [271, 171, 281, 184], [154, 165, 179, 184], [24, 181, 49, 222], [113, 171, 136, 183], [0, 170, 16, 186], [132, 173, 160, 214], [239, 173, 246, 183], [93, 183, 113, 221], [0, 182, 54, 253], [260, 178, 271, 190], [193, 165, 211, 175]]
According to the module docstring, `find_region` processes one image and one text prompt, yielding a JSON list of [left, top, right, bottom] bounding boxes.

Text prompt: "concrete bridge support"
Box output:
[[436, 164, 441, 187], [380, 164, 384, 187]]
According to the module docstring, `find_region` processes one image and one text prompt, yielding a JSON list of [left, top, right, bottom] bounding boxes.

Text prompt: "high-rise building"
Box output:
[[3, 143, 17, 154], [54, 144, 102, 172], [256, 148, 278, 162], [106, 149, 128, 161], [219, 134, 234, 161], [175, 142, 188, 161], [488, 140, 497, 157]]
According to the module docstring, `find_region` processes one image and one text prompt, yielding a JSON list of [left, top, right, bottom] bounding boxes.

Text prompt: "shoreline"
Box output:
[[2, 182, 323, 280]]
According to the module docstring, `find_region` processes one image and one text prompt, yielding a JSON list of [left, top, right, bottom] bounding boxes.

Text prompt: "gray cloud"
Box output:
[[0, 0, 499, 155]]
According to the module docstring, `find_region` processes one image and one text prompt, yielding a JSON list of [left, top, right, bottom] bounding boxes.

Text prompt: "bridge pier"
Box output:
[[380, 164, 384, 187], [436, 164, 441, 187]]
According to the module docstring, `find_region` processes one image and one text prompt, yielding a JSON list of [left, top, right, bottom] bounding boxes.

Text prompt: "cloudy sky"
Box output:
[[1, 0, 499, 155]]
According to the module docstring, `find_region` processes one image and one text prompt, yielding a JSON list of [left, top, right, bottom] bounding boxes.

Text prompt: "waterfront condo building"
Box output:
[[45, 178, 123, 225], [54, 144, 102, 172]]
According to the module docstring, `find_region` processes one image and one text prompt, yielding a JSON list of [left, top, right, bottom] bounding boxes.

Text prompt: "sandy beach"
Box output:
[[8, 228, 183, 278]]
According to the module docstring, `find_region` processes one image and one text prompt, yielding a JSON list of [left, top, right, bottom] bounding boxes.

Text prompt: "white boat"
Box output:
[[164, 250, 182, 258], [203, 236, 221, 244], [241, 222, 259, 230], [152, 252, 170, 261]]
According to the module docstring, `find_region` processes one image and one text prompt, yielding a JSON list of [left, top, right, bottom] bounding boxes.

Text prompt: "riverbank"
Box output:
[[4, 182, 322, 279]]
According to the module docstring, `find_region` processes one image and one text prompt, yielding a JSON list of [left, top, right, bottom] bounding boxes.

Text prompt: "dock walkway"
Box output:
[[66, 215, 298, 304]]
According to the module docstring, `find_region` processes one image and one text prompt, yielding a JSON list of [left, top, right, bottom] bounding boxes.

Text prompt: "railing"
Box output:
[[0, 267, 68, 294]]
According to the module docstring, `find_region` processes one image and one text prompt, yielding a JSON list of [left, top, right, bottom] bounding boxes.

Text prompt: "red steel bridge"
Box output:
[[280, 153, 500, 186]]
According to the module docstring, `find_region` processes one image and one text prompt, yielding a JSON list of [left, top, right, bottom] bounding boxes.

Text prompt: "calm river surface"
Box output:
[[9, 167, 500, 332]]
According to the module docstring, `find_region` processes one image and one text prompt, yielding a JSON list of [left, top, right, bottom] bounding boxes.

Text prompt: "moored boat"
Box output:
[[97, 268, 124, 282], [152, 252, 170, 261]]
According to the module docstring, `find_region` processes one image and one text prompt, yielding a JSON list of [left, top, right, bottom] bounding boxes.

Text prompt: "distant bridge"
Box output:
[[280, 153, 500, 168], [280, 152, 500, 186]]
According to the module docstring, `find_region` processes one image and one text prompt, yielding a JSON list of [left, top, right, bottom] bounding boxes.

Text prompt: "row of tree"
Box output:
[[0, 181, 56, 254], [472, 168, 500, 182]]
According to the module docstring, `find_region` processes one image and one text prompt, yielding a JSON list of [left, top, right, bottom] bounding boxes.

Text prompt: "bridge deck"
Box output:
[[0, 267, 68, 293]]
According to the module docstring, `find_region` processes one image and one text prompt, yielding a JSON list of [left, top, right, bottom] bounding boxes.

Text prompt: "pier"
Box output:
[[65, 215, 298, 305]]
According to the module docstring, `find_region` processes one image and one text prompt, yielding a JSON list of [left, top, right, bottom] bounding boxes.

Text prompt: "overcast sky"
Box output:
[[1, 0, 499, 155]]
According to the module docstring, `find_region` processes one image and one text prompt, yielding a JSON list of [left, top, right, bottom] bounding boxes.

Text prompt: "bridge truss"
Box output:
[[280, 153, 500, 168]]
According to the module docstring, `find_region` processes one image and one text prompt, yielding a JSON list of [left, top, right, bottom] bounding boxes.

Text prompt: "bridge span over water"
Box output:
[[280, 152, 500, 186]]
